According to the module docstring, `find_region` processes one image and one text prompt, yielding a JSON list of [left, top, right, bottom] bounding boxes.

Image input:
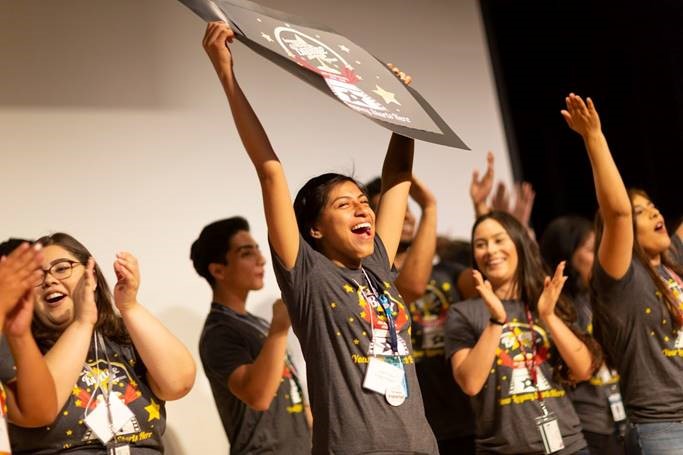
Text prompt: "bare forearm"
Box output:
[[377, 134, 414, 263], [6, 333, 57, 426], [44, 321, 94, 410], [583, 132, 631, 219], [219, 69, 299, 268], [453, 324, 502, 395], [541, 314, 592, 381], [219, 72, 279, 175], [121, 303, 195, 400], [382, 134, 414, 188], [240, 331, 289, 409], [395, 205, 436, 303]]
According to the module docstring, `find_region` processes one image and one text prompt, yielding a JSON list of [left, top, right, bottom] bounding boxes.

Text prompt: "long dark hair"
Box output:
[[592, 189, 683, 363], [33, 233, 130, 350], [539, 216, 594, 300], [472, 212, 549, 312], [293, 173, 366, 251], [472, 212, 602, 383]]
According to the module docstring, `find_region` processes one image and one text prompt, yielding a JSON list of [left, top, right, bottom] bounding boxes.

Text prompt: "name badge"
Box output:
[[608, 392, 627, 422], [108, 443, 131, 455], [363, 357, 403, 393], [536, 411, 564, 454], [84, 394, 135, 444]]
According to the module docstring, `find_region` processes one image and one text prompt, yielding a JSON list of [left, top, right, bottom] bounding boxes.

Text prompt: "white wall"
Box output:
[[0, 0, 511, 452]]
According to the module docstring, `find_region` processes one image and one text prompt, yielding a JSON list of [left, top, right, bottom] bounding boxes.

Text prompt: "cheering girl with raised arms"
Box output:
[[202, 21, 438, 455]]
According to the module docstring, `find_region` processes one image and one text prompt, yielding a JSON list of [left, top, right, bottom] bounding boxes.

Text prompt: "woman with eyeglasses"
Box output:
[[0, 233, 196, 454]]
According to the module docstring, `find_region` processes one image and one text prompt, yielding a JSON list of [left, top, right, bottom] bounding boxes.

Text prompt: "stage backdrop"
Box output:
[[0, 0, 511, 452]]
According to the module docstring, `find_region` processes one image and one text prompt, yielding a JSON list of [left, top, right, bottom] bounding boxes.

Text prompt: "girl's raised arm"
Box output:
[[203, 21, 300, 268]]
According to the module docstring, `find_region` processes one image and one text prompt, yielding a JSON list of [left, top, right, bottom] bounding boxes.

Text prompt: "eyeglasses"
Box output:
[[34, 260, 84, 287]]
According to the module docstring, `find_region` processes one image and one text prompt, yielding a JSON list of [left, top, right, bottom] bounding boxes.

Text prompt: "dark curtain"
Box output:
[[480, 0, 683, 235]]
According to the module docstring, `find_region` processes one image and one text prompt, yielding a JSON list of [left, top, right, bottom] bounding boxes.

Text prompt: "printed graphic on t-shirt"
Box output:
[[410, 281, 451, 355], [654, 269, 683, 357], [495, 322, 566, 406], [67, 357, 158, 448], [0, 383, 10, 455], [354, 282, 410, 356], [282, 361, 304, 414]]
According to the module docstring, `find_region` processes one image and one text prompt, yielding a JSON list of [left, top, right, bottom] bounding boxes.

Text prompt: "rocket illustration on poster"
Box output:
[[178, 0, 469, 149]]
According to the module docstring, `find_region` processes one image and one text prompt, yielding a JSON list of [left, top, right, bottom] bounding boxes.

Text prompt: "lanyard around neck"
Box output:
[[359, 268, 399, 355], [510, 303, 543, 401]]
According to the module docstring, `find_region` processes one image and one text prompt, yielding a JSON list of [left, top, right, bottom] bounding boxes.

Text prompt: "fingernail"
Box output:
[[33, 243, 43, 251]]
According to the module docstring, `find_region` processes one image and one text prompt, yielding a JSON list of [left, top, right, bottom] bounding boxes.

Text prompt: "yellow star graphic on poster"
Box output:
[[145, 398, 161, 422], [373, 85, 401, 105], [343, 284, 354, 293]]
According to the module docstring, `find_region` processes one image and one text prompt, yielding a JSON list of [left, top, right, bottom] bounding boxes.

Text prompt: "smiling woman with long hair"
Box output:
[[202, 20, 438, 455], [445, 211, 601, 454], [562, 93, 683, 454]]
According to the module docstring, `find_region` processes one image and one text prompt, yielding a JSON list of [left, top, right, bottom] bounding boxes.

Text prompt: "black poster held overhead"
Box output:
[[179, 0, 469, 149]]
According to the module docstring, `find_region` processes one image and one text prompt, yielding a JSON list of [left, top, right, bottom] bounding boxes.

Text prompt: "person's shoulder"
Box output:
[[200, 311, 255, 348]]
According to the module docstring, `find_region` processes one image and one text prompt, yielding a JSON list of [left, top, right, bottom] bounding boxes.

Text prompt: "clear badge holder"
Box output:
[[535, 401, 565, 454], [384, 356, 408, 396], [107, 442, 131, 455], [607, 386, 627, 422]]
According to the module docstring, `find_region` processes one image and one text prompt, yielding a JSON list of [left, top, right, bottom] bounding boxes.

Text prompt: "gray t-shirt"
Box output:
[[271, 235, 438, 455], [199, 303, 311, 454], [0, 337, 165, 454], [444, 299, 586, 454], [591, 234, 683, 422], [409, 261, 474, 441], [566, 293, 621, 435]]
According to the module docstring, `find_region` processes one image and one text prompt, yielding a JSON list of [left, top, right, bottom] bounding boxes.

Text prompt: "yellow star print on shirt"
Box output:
[[145, 398, 160, 422]]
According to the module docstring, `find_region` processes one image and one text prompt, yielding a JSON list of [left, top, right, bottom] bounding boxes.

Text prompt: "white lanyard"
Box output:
[[82, 332, 116, 435]]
